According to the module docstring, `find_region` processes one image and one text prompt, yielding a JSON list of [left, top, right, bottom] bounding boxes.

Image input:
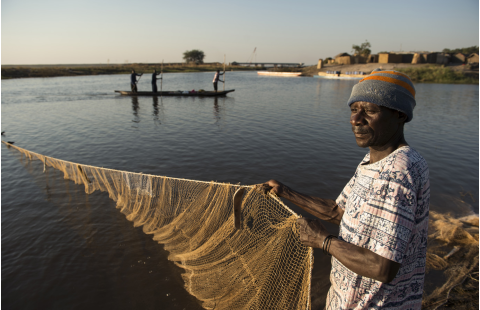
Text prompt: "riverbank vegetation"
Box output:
[[301, 63, 478, 84], [1, 63, 262, 79], [442, 45, 479, 55], [396, 65, 478, 84]]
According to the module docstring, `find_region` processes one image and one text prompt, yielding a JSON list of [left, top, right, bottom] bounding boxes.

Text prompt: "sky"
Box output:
[[1, 0, 479, 65]]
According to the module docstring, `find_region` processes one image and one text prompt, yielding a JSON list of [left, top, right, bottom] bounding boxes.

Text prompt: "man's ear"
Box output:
[[397, 111, 407, 124]]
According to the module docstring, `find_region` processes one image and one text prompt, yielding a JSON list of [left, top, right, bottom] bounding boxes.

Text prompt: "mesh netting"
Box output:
[[4, 141, 479, 309], [422, 211, 479, 309], [2, 142, 312, 310]]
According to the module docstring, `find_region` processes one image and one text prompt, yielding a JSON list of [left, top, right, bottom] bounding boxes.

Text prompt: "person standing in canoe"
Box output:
[[130, 70, 143, 93], [152, 69, 162, 93], [213, 70, 224, 92]]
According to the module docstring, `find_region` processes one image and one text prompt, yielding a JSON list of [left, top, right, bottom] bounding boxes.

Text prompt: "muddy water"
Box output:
[[2, 72, 478, 309]]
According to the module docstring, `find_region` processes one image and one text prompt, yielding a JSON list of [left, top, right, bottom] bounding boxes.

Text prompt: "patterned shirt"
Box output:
[[327, 146, 430, 309]]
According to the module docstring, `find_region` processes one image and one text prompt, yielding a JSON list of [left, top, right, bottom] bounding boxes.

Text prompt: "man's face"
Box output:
[[350, 101, 403, 148]]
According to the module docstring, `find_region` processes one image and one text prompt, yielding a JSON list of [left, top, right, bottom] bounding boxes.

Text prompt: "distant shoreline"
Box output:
[[2, 62, 478, 84], [0, 63, 262, 80], [301, 63, 478, 84]]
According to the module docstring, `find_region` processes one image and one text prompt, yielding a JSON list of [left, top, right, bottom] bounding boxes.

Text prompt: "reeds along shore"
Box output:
[[0, 63, 262, 79]]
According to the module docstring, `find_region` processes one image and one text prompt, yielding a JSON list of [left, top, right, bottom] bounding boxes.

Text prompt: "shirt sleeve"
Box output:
[[356, 168, 418, 263]]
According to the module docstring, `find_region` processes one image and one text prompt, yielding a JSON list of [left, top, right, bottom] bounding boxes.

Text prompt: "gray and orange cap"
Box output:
[[347, 69, 416, 122]]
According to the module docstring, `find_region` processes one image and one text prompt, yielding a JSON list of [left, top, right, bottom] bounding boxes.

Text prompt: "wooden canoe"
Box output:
[[257, 72, 302, 77], [115, 89, 235, 97]]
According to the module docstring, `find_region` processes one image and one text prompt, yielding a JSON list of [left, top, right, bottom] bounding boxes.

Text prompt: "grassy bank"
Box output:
[[396, 65, 478, 84], [1, 63, 262, 79], [302, 63, 478, 84]]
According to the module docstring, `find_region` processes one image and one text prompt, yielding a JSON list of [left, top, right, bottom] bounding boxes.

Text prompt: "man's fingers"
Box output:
[[255, 183, 272, 195]]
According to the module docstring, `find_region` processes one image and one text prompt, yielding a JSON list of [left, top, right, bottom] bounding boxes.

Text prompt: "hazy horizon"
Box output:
[[2, 0, 479, 65]]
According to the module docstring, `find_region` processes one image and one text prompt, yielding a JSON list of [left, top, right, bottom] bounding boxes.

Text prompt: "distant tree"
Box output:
[[442, 46, 479, 55], [352, 40, 371, 57], [183, 49, 205, 64]]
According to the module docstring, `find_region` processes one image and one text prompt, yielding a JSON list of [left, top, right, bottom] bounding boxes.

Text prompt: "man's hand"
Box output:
[[258, 179, 288, 197], [297, 218, 329, 248]]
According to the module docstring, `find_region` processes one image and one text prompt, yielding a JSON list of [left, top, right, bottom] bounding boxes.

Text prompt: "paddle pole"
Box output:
[[223, 54, 226, 91], [161, 59, 163, 94], [134, 73, 142, 92]]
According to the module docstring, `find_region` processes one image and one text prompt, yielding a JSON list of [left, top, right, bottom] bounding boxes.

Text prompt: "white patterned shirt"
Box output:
[[327, 146, 430, 309]]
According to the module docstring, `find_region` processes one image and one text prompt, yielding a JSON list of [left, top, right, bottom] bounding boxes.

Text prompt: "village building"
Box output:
[[451, 53, 466, 63], [367, 54, 378, 63], [401, 54, 414, 63], [335, 53, 353, 65], [379, 53, 402, 64], [317, 59, 323, 69], [436, 53, 450, 65], [467, 53, 479, 64], [411, 52, 436, 64], [352, 54, 367, 64], [411, 53, 422, 64]]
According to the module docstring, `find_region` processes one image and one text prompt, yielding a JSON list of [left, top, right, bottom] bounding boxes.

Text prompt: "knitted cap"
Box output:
[[347, 69, 416, 122]]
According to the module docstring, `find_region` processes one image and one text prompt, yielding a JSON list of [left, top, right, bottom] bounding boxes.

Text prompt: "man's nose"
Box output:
[[350, 111, 366, 126]]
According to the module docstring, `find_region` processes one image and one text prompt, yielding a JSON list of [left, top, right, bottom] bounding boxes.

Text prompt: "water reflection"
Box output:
[[213, 97, 221, 125], [152, 96, 165, 126], [131, 96, 140, 125]]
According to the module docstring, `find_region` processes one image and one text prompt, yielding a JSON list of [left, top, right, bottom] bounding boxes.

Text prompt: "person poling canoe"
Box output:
[[212, 70, 224, 92], [130, 70, 143, 93], [152, 69, 162, 93]]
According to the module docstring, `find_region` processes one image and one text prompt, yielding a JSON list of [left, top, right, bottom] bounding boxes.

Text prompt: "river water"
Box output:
[[2, 72, 478, 309]]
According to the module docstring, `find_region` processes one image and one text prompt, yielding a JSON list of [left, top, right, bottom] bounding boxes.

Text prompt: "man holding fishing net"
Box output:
[[262, 70, 429, 309]]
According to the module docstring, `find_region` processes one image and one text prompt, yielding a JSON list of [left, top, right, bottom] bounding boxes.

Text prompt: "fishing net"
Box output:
[[422, 211, 479, 309], [2, 142, 312, 310], [4, 141, 479, 309]]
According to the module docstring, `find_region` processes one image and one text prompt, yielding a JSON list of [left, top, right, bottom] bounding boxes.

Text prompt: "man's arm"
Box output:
[[298, 218, 401, 283], [261, 180, 344, 225]]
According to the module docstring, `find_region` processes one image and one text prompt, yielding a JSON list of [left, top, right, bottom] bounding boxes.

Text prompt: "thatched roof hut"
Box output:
[[467, 53, 479, 64], [451, 53, 466, 63], [335, 53, 353, 65]]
